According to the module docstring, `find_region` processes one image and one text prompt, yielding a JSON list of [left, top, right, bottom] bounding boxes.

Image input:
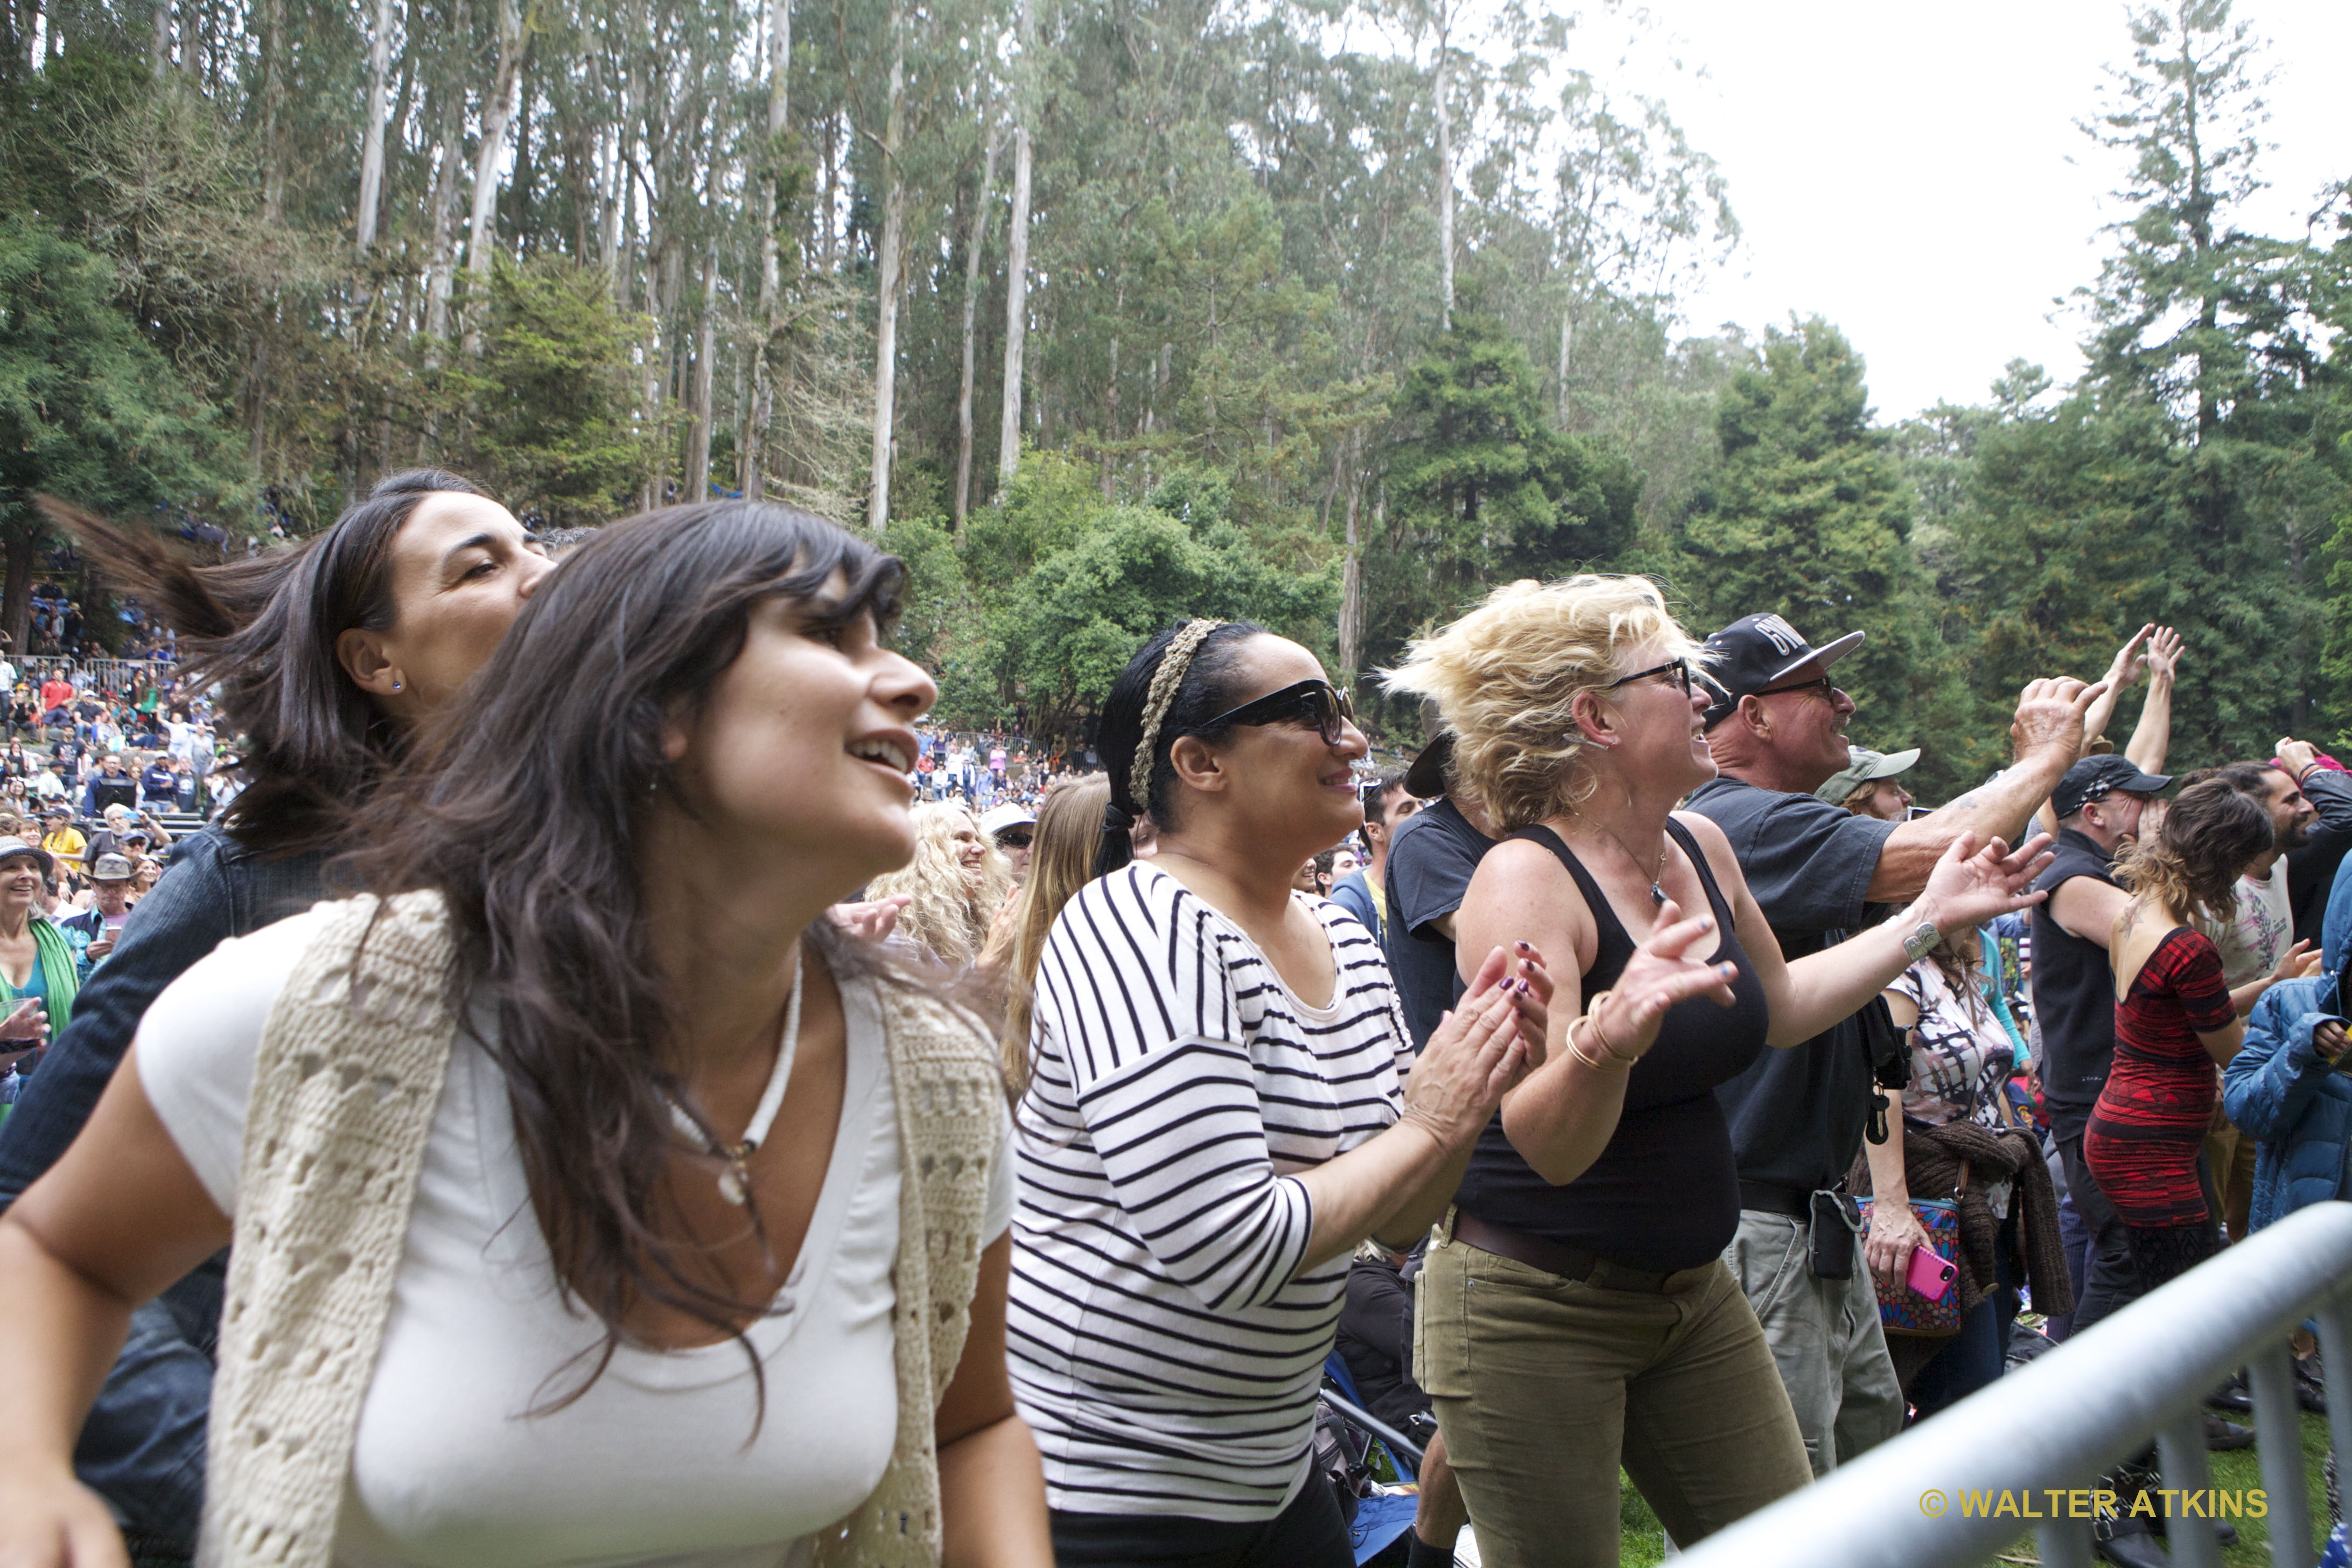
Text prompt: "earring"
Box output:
[[390, 679, 403, 692]]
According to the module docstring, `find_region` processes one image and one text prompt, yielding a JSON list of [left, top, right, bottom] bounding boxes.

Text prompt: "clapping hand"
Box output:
[[2270, 939, 2323, 989], [0, 997, 47, 1044], [1402, 946, 1549, 1149], [1580, 900, 1741, 1067], [2144, 626, 2182, 685], [1917, 832, 2058, 935]]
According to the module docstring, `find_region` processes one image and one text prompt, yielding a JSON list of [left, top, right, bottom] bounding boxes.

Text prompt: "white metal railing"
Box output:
[[1674, 1201, 2352, 1568]]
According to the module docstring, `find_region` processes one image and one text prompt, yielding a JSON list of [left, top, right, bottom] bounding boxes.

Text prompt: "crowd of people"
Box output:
[[0, 469, 2342, 1568]]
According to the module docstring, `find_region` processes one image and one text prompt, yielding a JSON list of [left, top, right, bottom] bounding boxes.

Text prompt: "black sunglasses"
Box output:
[[1198, 679, 1357, 747], [1604, 659, 1719, 700], [1754, 673, 1839, 701]]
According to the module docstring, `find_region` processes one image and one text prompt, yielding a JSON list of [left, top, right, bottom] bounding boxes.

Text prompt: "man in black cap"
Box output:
[[1381, 733, 1499, 1051], [2032, 753, 2172, 1338], [1685, 612, 2099, 1478]]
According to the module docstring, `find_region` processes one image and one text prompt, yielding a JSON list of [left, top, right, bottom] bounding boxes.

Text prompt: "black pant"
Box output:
[[1051, 1479, 1353, 1568], [2059, 1132, 2140, 1334]]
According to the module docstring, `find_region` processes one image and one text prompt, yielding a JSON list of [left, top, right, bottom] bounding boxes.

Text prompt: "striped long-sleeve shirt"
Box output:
[[1008, 863, 1414, 1520]]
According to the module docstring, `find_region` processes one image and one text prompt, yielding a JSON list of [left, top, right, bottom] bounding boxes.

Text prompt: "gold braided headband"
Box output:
[[1131, 618, 1226, 810]]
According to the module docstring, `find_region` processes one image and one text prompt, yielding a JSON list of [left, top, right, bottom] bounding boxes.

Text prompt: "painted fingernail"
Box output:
[[1720, 963, 1738, 977], [1515, 941, 1532, 951]]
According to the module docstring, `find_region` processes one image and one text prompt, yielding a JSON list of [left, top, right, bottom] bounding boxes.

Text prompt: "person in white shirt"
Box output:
[[0, 501, 1052, 1568]]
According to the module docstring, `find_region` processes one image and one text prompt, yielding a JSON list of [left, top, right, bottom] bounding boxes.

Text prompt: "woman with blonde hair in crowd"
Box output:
[[1385, 576, 2057, 1567], [981, 774, 1108, 1093], [869, 802, 1012, 970]]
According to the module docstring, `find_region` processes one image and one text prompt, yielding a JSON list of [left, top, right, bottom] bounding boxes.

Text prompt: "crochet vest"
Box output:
[[198, 891, 999, 1568]]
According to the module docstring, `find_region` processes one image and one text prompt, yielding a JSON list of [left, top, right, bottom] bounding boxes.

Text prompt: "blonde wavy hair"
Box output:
[[979, 774, 1110, 1094], [867, 803, 1012, 970], [1382, 576, 1703, 830]]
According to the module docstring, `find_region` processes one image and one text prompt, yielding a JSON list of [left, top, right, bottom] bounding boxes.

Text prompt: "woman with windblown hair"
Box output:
[[0, 502, 1050, 1568], [867, 802, 1012, 970]]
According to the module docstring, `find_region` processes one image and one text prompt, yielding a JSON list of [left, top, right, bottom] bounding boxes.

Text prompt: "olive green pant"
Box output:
[[1415, 1215, 1813, 1567]]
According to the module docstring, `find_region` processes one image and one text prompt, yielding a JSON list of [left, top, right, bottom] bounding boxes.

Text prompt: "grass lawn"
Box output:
[[1604, 1411, 2334, 1567]]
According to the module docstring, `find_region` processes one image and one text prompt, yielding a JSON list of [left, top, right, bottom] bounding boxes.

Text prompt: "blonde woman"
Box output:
[[979, 774, 1109, 1093], [869, 803, 1011, 970], [1385, 576, 2056, 1567]]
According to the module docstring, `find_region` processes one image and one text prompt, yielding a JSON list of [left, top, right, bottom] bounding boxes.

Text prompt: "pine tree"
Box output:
[[1667, 317, 1974, 793]]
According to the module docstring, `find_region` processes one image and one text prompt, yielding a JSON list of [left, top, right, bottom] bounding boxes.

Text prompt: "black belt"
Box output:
[[1738, 1180, 1814, 1219], [1451, 1211, 1675, 1294]]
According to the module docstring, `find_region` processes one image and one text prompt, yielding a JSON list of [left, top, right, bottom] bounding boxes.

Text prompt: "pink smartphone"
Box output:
[[1907, 1245, 1957, 1303]]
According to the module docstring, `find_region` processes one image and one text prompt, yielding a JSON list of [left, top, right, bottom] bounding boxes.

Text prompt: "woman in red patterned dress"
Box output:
[[2088, 779, 2279, 1293]]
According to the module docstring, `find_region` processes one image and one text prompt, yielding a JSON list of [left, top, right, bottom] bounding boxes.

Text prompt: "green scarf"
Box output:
[[1, 918, 79, 1037]]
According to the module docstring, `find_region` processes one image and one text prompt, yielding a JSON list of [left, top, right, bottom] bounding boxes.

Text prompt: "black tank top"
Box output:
[[1454, 817, 1772, 1271]]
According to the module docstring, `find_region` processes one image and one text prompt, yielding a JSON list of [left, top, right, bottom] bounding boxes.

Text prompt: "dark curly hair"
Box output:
[[2115, 776, 2276, 933], [1093, 618, 1266, 877]]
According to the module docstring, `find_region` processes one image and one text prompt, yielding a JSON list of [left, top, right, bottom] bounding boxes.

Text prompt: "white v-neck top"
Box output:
[[137, 909, 1013, 1568]]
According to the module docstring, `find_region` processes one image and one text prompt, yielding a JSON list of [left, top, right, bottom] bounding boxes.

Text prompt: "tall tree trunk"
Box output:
[[866, 2, 907, 534], [354, 0, 396, 253], [2, 528, 36, 655], [1434, 33, 1453, 331], [686, 240, 718, 501], [1556, 298, 1572, 423], [744, 0, 790, 501], [149, 0, 169, 77], [1339, 429, 1363, 680], [953, 132, 997, 533], [260, 0, 285, 223], [997, 0, 1034, 481], [460, 0, 524, 356]]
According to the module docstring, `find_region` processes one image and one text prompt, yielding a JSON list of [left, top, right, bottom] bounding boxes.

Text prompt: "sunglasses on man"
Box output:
[[1199, 679, 1357, 747]]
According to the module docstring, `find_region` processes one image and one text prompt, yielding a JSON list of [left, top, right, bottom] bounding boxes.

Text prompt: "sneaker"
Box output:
[[2301, 1350, 2330, 1416], [2204, 1413, 2256, 1451], [2206, 1373, 2253, 1413]]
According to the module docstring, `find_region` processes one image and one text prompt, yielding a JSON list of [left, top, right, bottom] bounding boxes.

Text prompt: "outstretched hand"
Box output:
[[829, 894, 912, 943], [2009, 677, 2106, 765], [1582, 899, 1741, 1067], [1919, 831, 2056, 935]]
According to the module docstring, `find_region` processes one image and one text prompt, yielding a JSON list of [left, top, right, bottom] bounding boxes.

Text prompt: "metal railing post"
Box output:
[[2250, 1341, 2317, 1568], [2157, 1408, 2222, 1568], [2320, 1297, 2352, 1531], [2035, 1517, 2094, 1568]]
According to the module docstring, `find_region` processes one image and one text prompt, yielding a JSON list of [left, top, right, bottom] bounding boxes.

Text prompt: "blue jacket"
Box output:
[[1331, 869, 1381, 941], [2223, 859, 2352, 1233]]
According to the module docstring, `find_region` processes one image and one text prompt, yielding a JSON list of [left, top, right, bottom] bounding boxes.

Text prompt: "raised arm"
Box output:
[[2122, 628, 2180, 775], [1721, 820, 2057, 1047], [1866, 679, 2102, 904]]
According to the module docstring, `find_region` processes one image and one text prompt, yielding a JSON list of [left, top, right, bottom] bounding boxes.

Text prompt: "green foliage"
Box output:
[[1365, 311, 1639, 696], [461, 257, 665, 528], [1665, 318, 1975, 793], [0, 216, 244, 533]]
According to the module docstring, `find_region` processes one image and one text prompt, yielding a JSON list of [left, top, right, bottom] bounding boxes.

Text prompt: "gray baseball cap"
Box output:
[[1814, 746, 1921, 804]]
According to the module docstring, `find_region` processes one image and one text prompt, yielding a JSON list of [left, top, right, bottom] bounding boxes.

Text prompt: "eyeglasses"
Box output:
[[1198, 679, 1357, 747], [1754, 673, 1840, 702], [1604, 659, 1718, 700], [996, 830, 1033, 849]]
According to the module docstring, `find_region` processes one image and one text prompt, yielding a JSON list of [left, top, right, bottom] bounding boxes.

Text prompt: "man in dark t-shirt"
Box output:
[[2029, 754, 2169, 1338], [1382, 736, 1499, 1049], [1689, 613, 2096, 1477]]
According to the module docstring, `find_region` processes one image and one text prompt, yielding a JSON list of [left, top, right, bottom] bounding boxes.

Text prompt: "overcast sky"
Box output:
[[1615, 0, 2351, 422]]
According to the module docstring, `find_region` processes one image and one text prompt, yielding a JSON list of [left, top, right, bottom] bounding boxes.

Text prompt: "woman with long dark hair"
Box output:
[[1009, 618, 1555, 1568], [0, 472, 549, 1551], [0, 501, 1050, 1568]]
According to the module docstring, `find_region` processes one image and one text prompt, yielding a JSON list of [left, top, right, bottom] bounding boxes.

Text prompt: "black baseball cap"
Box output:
[[2052, 755, 2172, 821], [1699, 614, 1866, 730], [1403, 732, 1454, 799]]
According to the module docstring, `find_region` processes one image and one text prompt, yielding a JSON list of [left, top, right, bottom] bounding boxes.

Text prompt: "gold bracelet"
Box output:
[[1566, 1018, 1630, 1073], [1583, 991, 1640, 1062]]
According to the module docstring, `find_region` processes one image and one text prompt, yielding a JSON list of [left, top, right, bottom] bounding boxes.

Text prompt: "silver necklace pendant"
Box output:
[[1650, 881, 1667, 906]]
